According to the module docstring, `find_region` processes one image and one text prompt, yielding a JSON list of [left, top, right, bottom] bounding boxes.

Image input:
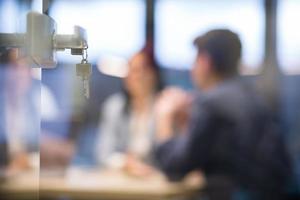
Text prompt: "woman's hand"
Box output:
[[123, 154, 155, 177], [155, 87, 193, 142]]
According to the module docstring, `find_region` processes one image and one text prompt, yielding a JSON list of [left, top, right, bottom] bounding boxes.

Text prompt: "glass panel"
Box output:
[[155, 0, 264, 74], [278, 0, 300, 74], [50, 0, 145, 63]]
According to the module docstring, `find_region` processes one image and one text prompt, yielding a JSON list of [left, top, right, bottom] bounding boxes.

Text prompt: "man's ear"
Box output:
[[198, 52, 212, 73]]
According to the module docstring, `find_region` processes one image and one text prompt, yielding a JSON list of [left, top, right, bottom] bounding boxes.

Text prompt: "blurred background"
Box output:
[[0, 0, 300, 199]]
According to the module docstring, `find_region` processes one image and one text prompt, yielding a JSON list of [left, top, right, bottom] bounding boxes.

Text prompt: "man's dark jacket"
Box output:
[[155, 77, 292, 198]]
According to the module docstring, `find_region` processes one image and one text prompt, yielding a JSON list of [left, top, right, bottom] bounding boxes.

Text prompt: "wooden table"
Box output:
[[0, 168, 204, 200], [0, 170, 39, 200]]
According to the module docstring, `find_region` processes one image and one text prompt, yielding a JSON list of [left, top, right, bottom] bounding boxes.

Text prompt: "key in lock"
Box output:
[[76, 60, 92, 99]]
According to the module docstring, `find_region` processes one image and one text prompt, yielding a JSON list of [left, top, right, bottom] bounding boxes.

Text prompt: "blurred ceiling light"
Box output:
[[97, 55, 128, 78]]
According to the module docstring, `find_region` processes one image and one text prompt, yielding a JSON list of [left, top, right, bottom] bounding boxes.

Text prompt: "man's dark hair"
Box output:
[[194, 29, 242, 77]]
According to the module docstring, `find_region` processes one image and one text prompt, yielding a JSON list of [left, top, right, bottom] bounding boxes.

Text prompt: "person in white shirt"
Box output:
[[96, 43, 163, 176]]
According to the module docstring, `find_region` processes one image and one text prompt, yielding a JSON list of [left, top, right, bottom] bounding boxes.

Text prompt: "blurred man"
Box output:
[[155, 29, 292, 200]]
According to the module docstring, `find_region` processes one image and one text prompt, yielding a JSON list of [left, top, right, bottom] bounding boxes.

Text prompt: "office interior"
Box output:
[[0, 0, 300, 200]]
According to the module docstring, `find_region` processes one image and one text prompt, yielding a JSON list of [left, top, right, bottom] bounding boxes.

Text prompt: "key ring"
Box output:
[[82, 46, 89, 63]]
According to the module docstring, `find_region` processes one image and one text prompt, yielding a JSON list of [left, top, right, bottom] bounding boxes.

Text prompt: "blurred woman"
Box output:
[[96, 43, 163, 176]]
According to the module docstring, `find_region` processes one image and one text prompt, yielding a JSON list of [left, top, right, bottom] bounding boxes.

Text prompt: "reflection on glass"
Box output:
[[0, 0, 18, 33], [0, 48, 39, 199]]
